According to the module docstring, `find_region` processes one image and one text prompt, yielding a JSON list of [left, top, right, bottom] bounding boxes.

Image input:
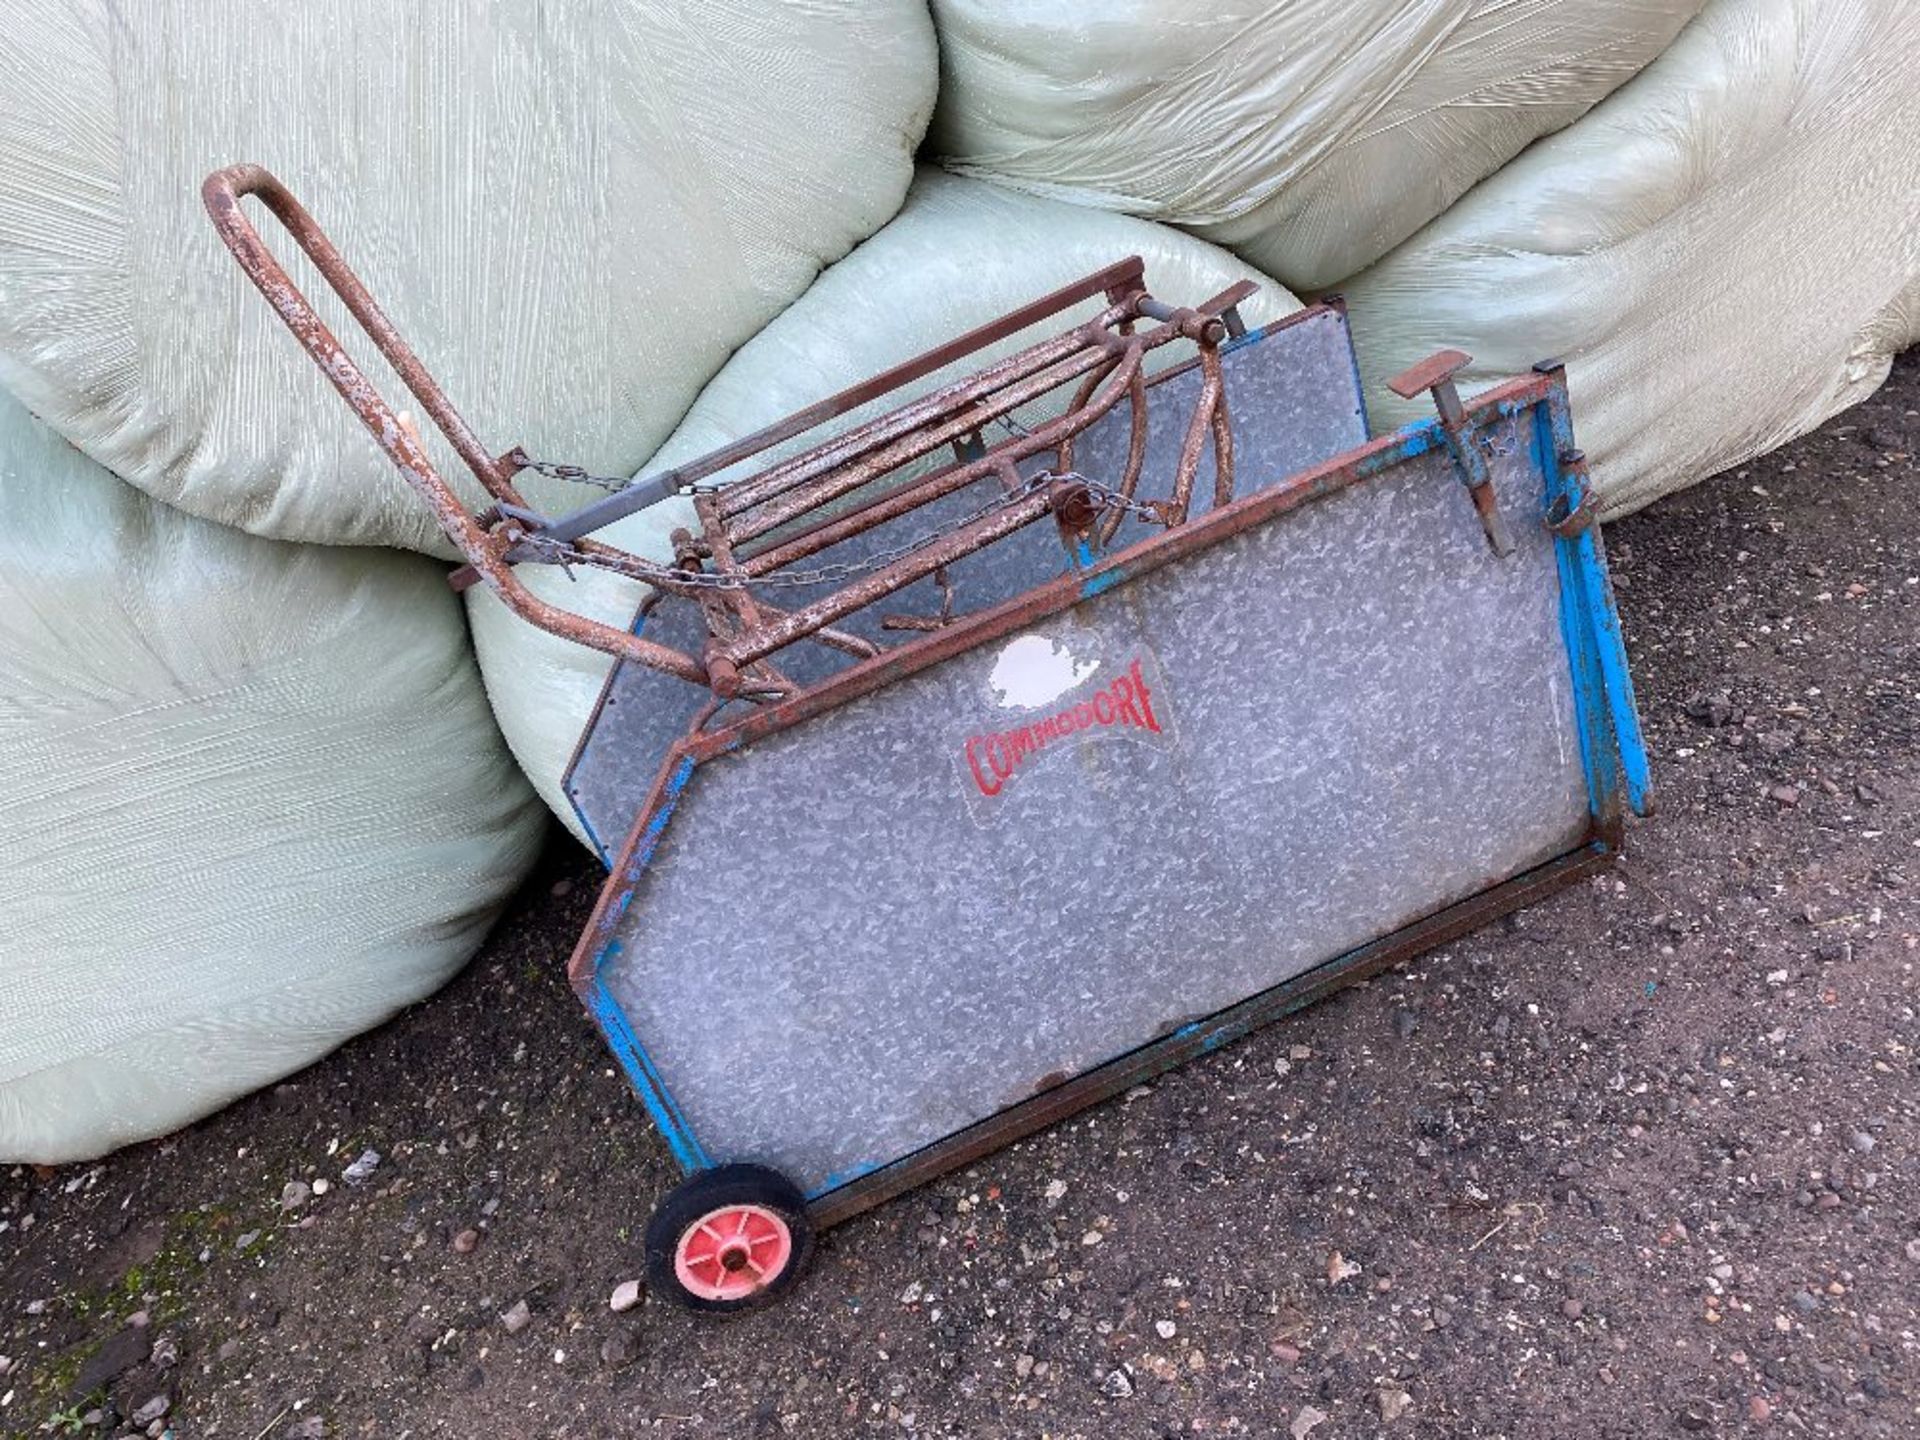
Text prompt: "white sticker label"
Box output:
[[955, 635, 1175, 820]]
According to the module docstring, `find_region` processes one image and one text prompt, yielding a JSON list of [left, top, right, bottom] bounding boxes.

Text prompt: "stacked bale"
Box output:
[[928, 0, 1704, 290], [0, 0, 937, 551], [1344, 0, 1920, 514], [0, 0, 937, 1158], [0, 392, 546, 1162]]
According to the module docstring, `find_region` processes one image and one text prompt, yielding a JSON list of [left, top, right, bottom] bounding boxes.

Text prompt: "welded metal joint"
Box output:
[[1387, 349, 1516, 558]]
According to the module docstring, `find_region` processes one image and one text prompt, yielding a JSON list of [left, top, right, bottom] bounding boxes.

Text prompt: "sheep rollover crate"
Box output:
[[207, 164, 1652, 1311]]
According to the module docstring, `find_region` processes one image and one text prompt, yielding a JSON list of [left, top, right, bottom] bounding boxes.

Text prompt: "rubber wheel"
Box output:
[[644, 1163, 813, 1313]]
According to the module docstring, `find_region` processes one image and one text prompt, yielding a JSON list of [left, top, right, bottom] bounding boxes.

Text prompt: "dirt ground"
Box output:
[[3, 351, 1916, 1440]]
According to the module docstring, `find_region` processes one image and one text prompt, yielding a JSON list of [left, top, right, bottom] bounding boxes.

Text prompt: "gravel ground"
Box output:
[[2, 350, 1916, 1439]]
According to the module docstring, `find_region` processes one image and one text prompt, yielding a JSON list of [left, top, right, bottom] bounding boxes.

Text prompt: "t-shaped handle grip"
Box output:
[[1386, 348, 1473, 402], [1386, 349, 1513, 558]]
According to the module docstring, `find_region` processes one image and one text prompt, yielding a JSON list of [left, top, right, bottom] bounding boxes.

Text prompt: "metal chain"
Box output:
[[514, 469, 1162, 591], [1056, 469, 1170, 526], [513, 453, 727, 497]]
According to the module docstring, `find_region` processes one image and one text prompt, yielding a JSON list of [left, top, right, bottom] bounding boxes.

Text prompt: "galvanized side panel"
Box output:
[[596, 411, 1588, 1195], [565, 307, 1369, 858]]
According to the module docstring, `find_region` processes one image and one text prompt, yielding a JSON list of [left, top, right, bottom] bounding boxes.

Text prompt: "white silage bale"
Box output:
[[1343, 0, 1920, 517], [0, 391, 546, 1162], [927, 0, 1703, 291], [0, 0, 936, 552]]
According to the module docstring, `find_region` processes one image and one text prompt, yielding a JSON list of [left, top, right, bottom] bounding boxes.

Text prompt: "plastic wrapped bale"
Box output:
[[0, 392, 546, 1164], [466, 168, 1302, 838], [0, 0, 935, 553], [1343, 0, 1920, 518], [926, 0, 1703, 293]]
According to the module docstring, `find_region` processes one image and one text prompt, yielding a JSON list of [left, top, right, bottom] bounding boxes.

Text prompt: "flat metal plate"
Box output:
[[592, 408, 1590, 1195], [565, 305, 1369, 859]]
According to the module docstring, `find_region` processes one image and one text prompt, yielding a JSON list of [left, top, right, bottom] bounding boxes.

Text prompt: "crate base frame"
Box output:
[[569, 362, 1651, 1232]]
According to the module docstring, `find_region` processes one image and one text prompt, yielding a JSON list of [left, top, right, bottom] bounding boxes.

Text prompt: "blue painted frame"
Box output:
[[1530, 374, 1654, 822], [571, 367, 1652, 1208]]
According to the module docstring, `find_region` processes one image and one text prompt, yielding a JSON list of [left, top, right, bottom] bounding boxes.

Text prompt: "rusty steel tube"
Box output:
[[739, 340, 1151, 572], [715, 488, 1057, 670], [204, 163, 1267, 701], [1208, 346, 1236, 512], [728, 326, 1147, 542], [716, 303, 1139, 520], [730, 329, 1164, 545], [202, 165, 517, 509], [1091, 365, 1152, 546], [201, 163, 710, 685]]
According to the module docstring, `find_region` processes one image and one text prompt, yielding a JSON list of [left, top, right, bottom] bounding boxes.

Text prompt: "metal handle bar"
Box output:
[[202, 166, 1236, 696], [200, 163, 710, 684]]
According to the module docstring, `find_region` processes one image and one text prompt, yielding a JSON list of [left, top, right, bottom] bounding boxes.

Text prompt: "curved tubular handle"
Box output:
[[200, 163, 708, 686]]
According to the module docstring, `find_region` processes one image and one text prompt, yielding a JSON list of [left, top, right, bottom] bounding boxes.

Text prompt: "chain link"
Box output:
[[513, 469, 1161, 592], [513, 452, 727, 497]]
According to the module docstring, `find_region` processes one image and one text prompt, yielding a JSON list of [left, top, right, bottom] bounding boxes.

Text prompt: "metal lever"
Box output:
[[1387, 349, 1515, 558]]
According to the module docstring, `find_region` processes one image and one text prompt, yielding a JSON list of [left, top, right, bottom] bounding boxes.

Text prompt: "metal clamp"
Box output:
[[1387, 349, 1515, 558], [1544, 451, 1598, 537]]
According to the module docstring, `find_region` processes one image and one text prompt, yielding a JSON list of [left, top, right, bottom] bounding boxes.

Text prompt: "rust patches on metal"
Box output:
[[1387, 347, 1516, 558], [676, 368, 1561, 767], [1546, 450, 1597, 537], [201, 164, 709, 684], [206, 166, 1290, 710], [205, 164, 1266, 704]]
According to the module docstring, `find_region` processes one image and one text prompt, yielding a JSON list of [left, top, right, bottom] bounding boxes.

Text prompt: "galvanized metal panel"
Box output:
[[567, 306, 1369, 856], [594, 410, 1588, 1194]]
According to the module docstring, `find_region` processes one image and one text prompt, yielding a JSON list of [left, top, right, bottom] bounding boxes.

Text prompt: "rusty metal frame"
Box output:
[[204, 164, 1650, 1239], [553, 296, 1352, 850], [567, 366, 1651, 1227], [204, 163, 1250, 702]]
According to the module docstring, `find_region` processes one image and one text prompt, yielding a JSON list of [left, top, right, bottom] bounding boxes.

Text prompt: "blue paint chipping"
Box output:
[[570, 798, 612, 870], [583, 753, 715, 1176], [1220, 320, 1269, 358], [1164, 1019, 1231, 1054], [564, 609, 658, 866], [1536, 420, 1613, 820], [1533, 389, 1653, 821], [588, 981, 711, 1172], [1340, 314, 1373, 438], [1576, 536, 1654, 815]]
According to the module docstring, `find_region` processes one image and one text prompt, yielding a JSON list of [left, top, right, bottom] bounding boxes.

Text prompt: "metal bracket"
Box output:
[[1544, 451, 1598, 538], [1387, 349, 1515, 558]]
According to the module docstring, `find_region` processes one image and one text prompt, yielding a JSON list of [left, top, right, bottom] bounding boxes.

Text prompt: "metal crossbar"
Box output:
[[203, 163, 1250, 701]]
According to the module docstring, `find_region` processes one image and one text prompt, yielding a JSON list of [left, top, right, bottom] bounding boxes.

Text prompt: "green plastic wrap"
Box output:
[[0, 393, 545, 1162]]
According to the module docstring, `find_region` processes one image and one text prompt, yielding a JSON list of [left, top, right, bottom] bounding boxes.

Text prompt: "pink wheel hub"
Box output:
[[673, 1203, 794, 1302]]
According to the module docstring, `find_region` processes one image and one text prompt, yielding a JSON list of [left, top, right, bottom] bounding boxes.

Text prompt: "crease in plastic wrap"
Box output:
[[1344, 0, 1920, 518], [926, 0, 1704, 291], [0, 392, 546, 1163], [0, 0, 936, 553], [467, 169, 1302, 839]]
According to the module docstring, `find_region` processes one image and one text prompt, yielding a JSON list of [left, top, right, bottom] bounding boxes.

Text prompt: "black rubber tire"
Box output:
[[644, 1163, 814, 1313]]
